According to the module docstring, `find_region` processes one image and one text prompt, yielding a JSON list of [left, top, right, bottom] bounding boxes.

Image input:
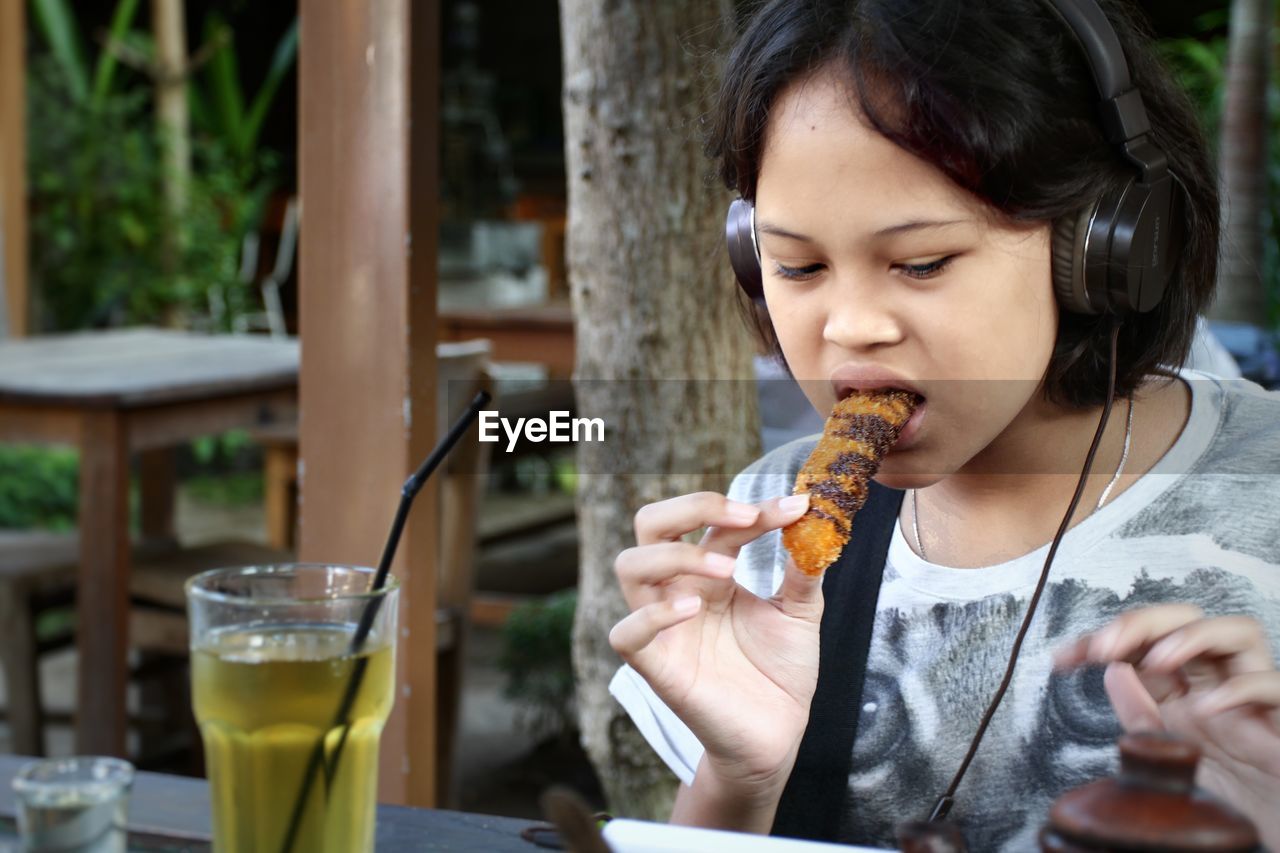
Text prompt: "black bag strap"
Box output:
[[770, 483, 904, 841]]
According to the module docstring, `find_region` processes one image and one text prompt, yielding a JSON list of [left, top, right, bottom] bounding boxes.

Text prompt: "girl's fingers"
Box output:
[[1052, 635, 1093, 670], [1104, 662, 1165, 733], [1053, 604, 1204, 669], [1132, 666, 1188, 706], [700, 494, 811, 555], [771, 554, 824, 621], [1197, 671, 1280, 717], [614, 541, 738, 608], [634, 492, 762, 546], [608, 596, 702, 671], [1139, 616, 1275, 676]]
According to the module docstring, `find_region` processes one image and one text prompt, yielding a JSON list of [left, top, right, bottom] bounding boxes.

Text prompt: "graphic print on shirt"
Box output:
[[843, 567, 1279, 852]]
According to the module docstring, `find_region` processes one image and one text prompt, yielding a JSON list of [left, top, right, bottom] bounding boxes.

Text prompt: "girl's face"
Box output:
[[754, 69, 1058, 486]]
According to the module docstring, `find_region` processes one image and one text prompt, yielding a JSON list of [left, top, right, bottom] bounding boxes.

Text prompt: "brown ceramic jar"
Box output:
[[896, 819, 968, 852], [1040, 731, 1259, 852]]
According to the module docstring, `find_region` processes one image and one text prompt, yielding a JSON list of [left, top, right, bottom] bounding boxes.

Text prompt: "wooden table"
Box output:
[[0, 756, 537, 851], [438, 302, 574, 376], [0, 329, 298, 756]]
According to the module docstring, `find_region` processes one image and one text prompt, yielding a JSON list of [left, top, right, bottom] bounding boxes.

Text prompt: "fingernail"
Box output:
[[704, 552, 737, 575], [779, 494, 810, 515], [673, 595, 702, 614], [725, 502, 760, 523]]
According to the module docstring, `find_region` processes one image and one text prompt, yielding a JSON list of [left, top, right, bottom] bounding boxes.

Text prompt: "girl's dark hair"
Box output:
[[707, 0, 1219, 407]]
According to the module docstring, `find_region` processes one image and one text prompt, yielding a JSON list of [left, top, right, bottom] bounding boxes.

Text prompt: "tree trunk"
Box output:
[[561, 0, 761, 820], [1213, 0, 1271, 323], [152, 0, 190, 218]]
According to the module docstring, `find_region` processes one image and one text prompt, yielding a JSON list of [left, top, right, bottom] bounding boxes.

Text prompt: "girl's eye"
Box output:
[[773, 261, 825, 281], [897, 255, 956, 280], [772, 255, 958, 282]]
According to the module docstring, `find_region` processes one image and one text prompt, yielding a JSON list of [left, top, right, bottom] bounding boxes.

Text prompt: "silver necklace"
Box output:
[[910, 397, 1134, 561]]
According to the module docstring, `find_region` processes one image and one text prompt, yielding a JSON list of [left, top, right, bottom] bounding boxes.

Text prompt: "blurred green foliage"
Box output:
[[191, 12, 298, 185], [1160, 8, 1280, 323], [26, 0, 295, 332], [0, 446, 79, 530], [28, 56, 252, 330], [1159, 10, 1231, 133], [499, 589, 578, 739], [190, 428, 253, 468], [0, 426, 263, 531], [185, 471, 264, 507]]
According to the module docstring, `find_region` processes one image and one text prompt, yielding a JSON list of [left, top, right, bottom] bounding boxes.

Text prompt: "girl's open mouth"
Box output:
[[894, 399, 926, 450]]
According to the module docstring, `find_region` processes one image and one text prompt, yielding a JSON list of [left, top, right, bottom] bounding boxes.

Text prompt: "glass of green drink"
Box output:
[[186, 565, 399, 853]]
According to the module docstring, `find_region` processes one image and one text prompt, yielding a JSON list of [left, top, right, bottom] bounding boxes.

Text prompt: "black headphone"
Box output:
[[725, 0, 1187, 316]]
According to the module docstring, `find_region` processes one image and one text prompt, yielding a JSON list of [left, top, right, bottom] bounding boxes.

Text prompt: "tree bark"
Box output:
[[152, 0, 190, 218], [561, 0, 761, 820], [1213, 0, 1271, 323]]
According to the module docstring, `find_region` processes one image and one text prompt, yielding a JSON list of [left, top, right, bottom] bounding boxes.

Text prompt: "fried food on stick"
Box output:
[[783, 389, 920, 576]]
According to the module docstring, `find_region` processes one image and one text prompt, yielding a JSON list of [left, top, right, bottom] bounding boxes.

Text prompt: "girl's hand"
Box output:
[[610, 490, 820, 801], [1054, 604, 1280, 849]]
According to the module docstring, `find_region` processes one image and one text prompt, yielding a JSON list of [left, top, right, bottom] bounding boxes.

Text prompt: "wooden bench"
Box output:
[[0, 533, 290, 757], [0, 531, 77, 755]]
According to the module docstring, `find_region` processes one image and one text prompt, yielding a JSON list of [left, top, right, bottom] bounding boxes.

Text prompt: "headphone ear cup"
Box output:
[[1052, 206, 1099, 315], [726, 198, 765, 302]]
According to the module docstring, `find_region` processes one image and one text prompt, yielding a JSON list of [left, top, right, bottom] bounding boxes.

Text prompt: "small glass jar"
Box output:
[[12, 757, 133, 853]]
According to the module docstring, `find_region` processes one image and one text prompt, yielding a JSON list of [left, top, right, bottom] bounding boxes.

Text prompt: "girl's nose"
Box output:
[[821, 274, 905, 352]]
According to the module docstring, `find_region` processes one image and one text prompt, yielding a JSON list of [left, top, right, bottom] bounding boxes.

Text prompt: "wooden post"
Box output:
[[0, 0, 28, 337], [76, 411, 132, 755], [138, 449, 177, 546], [298, 0, 441, 807]]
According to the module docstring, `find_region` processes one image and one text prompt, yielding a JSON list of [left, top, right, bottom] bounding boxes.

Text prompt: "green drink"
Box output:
[[187, 566, 399, 853]]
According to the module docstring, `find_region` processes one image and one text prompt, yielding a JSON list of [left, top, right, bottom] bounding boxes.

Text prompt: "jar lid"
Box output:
[[1047, 732, 1258, 851]]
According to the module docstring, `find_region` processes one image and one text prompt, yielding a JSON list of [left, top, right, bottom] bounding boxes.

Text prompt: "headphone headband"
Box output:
[[1043, 0, 1132, 99], [1043, 0, 1167, 182]]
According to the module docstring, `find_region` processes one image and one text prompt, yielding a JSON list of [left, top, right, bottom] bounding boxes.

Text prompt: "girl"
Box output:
[[607, 0, 1280, 850]]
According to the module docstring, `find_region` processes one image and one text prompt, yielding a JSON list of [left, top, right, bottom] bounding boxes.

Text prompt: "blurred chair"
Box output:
[[1201, 318, 1278, 387], [0, 531, 77, 755], [0, 533, 286, 758], [205, 196, 298, 338], [0, 208, 10, 340], [233, 196, 298, 340], [433, 339, 494, 804]]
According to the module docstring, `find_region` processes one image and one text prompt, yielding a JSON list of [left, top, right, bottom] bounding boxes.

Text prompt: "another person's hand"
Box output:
[[1055, 604, 1280, 849], [610, 491, 818, 803]]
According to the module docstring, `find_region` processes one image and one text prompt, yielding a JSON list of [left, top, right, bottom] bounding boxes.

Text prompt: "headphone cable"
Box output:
[[928, 316, 1124, 822]]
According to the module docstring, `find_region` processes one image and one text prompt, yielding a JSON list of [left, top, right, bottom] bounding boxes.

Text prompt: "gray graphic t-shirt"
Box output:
[[610, 372, 1280, 851]]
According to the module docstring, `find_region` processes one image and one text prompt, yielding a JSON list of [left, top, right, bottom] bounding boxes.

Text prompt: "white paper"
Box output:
[[602, 819, 893, 853]]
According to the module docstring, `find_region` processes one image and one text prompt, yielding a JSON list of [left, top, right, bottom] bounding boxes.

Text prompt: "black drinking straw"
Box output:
[[278, 389, 492, 853]]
